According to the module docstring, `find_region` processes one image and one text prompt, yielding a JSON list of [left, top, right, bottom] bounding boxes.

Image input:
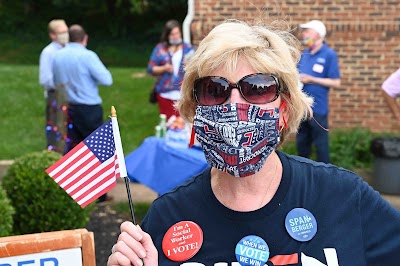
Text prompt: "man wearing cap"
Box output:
[[296, 20, 341, 163], [382, 67, 400, 121]]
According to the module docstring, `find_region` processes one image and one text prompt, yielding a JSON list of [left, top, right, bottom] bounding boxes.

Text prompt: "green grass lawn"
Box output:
[[0, 64, 159, 160], [0, 62, 390, 169]]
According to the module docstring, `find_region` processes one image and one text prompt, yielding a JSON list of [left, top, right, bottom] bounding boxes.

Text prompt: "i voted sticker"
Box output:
[[162, 221, 203, 262], [235, 235, 269, 266], [285, 208, 317, 242]]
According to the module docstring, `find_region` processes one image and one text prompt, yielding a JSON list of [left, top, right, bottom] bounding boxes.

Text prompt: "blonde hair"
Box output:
[[178, 19, 313, 143], [48, 19, 67, 33]]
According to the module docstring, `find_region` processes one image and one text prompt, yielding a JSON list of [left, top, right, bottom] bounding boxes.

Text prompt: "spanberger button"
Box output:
[[162, 221, 203, 262], [285, 208, 317, 242]]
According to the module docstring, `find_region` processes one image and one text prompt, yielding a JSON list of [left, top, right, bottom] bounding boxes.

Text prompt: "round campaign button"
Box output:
[[235, 235, 269, 266], [285, 208, 317, 242], [162, 221, 203, 262]]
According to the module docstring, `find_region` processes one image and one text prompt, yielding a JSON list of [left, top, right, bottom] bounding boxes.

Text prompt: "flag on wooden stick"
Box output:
[[46, 118, 122, 207]]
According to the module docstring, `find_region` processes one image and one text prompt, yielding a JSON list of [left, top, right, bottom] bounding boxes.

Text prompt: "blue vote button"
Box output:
[[285, 208, 317, 242], [235, 235, 269, 266]]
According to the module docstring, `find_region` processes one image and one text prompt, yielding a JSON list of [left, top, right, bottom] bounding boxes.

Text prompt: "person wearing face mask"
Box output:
[[107, 19, 400, 266], [39, 19, 69, 153], [296, 20, 341, 164], [147, 19, 194, 119], [53, 24, 113, 203]]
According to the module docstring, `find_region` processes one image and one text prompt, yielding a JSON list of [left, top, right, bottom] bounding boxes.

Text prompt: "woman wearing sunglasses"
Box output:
[[108, 19, 400, 266]]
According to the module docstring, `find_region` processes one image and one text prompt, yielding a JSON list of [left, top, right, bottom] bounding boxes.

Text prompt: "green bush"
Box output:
[[329, 128, 375, 170], [2, 151, 93, 235], [280, 128, 394, 170], [0, 184, 14, 237]]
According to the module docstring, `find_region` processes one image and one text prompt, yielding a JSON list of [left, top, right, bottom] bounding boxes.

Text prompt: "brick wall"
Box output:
[[190, 0, 400, 132]]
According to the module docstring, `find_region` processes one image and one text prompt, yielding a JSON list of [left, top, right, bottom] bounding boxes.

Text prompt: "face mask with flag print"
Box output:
[[193, 103, 280, 177]]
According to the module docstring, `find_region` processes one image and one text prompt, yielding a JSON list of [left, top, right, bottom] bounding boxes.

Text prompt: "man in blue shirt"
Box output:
[[53, 24, 113, 202], [39, 19, 69, 153], [297, 20, 341, 163]]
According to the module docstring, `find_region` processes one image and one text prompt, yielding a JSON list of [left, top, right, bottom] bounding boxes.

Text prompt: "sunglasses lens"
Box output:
[[195, 77, 230, 105], [240, 74, 279, 104]]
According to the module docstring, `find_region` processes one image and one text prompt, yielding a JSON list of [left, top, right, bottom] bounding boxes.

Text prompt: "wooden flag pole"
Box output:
[[111, 106, 137, 225]]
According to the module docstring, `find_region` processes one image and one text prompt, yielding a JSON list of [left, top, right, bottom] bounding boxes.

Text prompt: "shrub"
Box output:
[[330, 127, 375, 170], [281, 128, 381, 170], [0, 184, 14, 236], [2, 151, 93, 235]]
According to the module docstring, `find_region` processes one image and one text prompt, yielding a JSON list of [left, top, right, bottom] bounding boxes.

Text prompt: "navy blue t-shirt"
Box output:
[[142, 151, 400, 265], [298, 43, 340, 115]]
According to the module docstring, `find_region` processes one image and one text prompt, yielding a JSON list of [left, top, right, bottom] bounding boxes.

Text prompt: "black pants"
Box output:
[[67, 104, 108, 202]]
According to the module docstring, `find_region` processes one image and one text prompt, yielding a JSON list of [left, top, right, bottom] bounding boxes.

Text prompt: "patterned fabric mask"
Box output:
[[194, 103, 280, 177]]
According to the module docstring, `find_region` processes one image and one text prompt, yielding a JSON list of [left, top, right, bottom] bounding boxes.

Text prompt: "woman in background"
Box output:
[[147, 19, 194, 119]]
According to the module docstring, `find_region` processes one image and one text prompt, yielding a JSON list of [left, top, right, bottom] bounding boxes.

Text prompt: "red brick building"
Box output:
[[189, 0, 400, 132]]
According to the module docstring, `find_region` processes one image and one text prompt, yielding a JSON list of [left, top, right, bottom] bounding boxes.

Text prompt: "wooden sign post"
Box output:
[[0, 229, 95, 266]]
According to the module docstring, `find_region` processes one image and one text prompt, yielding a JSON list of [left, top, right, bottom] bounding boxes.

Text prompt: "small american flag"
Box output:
[[46, 120, 119, 207]]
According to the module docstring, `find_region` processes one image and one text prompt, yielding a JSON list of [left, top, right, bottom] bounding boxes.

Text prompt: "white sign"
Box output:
[[0, 247, 83, 266]]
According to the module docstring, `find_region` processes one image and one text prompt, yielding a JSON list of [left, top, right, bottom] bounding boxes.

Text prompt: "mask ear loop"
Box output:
[[189, 125, 195, 148], [279, 101, 288, 132], [306, 105, 329, 132], [311, 116, 329, 131]]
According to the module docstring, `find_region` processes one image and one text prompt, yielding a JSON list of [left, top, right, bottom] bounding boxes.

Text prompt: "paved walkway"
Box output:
[[1, 161, 399, 209], [110, 178, 158, 203]]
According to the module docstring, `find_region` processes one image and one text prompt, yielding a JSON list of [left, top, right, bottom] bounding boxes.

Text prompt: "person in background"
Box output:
[[147, 19, 194, 119], [296, 20, 341, 163], [107, 19, 400, 266], [39, 19, 69, 153], [53, 24, 113, 203], [382, 67, 400, 121]]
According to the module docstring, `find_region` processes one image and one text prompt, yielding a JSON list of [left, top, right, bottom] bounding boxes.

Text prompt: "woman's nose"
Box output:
[[225, 87, 247, 104]]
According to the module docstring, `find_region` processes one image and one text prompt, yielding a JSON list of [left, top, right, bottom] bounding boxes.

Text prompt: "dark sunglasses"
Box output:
[[193, 73, 281, 106]]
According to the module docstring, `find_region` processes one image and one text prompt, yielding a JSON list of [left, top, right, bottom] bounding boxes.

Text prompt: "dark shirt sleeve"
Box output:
[[360, 180, 400, 264]]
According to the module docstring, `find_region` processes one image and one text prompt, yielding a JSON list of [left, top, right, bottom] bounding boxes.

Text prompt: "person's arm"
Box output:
[[382, 89, 400, 120], [151, 64, 174, 75], [300, 49, 341, 89], [300, 75, 341, 89], [147, 44, 173, 76], [107, 221, 158, 266], [39, 48, 55, 90], [382, 68, 400, 120], [88, 52, 113, 86]]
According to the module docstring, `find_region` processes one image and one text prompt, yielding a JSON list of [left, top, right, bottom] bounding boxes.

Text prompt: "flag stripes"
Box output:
[[46, 119, 121, 207]]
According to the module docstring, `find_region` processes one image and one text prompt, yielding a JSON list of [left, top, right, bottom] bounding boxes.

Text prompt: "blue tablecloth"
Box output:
[[125, 137, 209, 195]]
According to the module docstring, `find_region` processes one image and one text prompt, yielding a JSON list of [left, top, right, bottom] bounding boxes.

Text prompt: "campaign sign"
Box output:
[[0, 247, 83, 266], [285, 208, 317, 242], [162, 221, 203, 262], [235, 235, 269, 266]]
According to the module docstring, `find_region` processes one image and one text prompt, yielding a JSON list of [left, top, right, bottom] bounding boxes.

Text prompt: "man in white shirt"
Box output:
[[39, 19, 69, 153]]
